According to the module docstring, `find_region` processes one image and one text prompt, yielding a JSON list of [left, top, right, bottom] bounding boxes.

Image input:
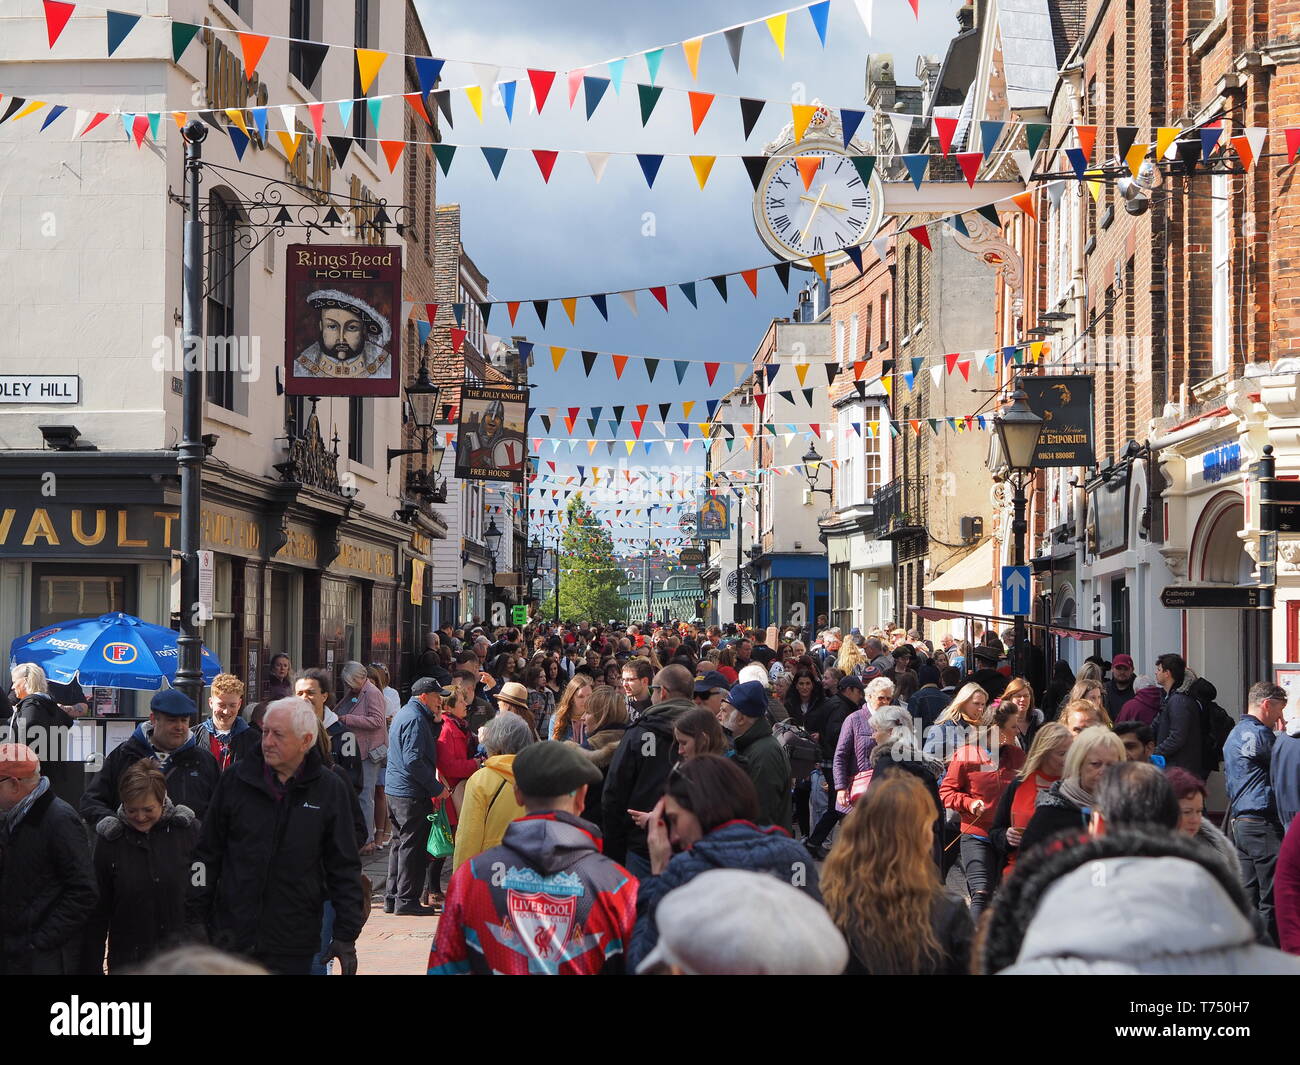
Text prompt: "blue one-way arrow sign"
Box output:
[[1001, 565, 1031, 616]]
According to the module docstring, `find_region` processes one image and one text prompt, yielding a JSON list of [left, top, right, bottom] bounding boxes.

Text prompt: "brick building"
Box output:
[[822, 220, 897, 631]]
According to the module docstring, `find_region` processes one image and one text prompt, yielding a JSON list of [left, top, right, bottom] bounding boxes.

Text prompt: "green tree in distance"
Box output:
[[546, 494, 627, 622]]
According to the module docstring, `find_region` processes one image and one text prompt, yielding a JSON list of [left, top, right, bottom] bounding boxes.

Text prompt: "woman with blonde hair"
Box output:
[[989, 722, 1072, 879], [836, 638, 870, 678], [1067, 677, 1111, 721], [822, 773, 973, 974], [1001, 676, 1044, 748], [923, 682, 991, 763], [550, 675, 593, 743], [1018, 725, 1126, 855]]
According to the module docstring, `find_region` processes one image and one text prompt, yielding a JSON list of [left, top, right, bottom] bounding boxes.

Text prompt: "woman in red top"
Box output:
[[939, 700, 1025, 920], [988, 722, 1072, 879], [426, 686, 482, 910]]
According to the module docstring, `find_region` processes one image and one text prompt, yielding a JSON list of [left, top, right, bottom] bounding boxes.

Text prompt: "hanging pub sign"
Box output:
[[695, 493, 731, 540], [284, 244, 401, 397], [1020, 375, 1095, 467], [455, 385, 528, 483]]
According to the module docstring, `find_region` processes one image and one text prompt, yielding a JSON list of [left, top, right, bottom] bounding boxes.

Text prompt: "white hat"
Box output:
[[636, 869, 847, 975], [305, 288, 392, 347]]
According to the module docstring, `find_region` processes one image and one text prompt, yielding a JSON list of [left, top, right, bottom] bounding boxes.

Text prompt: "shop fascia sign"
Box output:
[[1200, 442, 1241, 484]]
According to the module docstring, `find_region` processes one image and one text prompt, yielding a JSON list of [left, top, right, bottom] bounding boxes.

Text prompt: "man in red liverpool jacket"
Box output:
[[428, 743, 637, 975]]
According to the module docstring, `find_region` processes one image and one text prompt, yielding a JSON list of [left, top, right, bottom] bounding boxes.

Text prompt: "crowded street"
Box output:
[[4, 0, 1300, 1029]]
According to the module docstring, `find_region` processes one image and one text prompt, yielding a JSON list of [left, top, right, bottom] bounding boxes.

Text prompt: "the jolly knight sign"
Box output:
[[456, 385, 528, 483]]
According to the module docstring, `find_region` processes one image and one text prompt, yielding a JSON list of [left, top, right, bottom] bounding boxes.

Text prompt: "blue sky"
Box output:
[[416, 0, 955, 539]]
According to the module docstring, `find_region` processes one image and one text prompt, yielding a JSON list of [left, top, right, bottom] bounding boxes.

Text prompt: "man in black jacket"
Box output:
[[970, 645, 1008, 700], [602, 664, 694, 877], [0, 743, 97, 975], [803, 674, 866, 857], [1153, 653, 1203, 774], [188, 699, 364, 975], [81, 689, 220, 828]]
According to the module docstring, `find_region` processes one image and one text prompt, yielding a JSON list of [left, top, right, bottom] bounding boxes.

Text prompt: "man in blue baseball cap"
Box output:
[[80, 687, 220, 829], [722, 681, 793, 832]]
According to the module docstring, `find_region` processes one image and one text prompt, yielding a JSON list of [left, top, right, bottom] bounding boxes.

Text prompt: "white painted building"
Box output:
[[0, 0, 414, 717]]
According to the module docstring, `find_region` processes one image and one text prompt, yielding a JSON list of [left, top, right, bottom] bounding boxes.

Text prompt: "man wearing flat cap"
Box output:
[[0, 743, 97, 975], [428, 743, 638, 975], [294, 288, 392, 380], [81, 688, 220, 829]]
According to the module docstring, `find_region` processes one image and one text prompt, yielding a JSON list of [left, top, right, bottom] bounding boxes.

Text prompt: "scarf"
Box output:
[[4, 775, 51, 833], [1057, 777, 1094, 811]]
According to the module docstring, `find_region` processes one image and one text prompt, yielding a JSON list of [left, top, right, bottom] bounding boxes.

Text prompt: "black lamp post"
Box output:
[[485, 516, 503, 576], [525, 539, 543, 606], [801, 443, 833, 497], [993, 381, 1045, 677], [387, 360, 444, 503]]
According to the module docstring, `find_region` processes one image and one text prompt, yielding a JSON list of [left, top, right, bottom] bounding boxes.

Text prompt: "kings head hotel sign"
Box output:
[[455, 386, 529, 484], [1020, 375, 1096, 468], [284, 245, 402, 397]]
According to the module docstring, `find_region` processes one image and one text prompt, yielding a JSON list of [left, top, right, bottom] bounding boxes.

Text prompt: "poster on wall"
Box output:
[[1277, 665, 1300, 721], [455, 385, 528, 483], [1021, 375, 1096, 468], [695, 493, 731, 540], [284, 244, 402, 397]]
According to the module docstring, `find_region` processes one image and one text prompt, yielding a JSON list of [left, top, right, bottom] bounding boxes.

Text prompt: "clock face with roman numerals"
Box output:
[[753, 144, 884, 265]]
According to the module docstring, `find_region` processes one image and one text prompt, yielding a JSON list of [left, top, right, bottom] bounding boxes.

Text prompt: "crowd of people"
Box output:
[[3, 615, 1300, 975]]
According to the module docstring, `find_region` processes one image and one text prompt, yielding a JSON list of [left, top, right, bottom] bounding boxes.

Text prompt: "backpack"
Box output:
[[774, 720, 820, 782], [1188, 678, 1233, 775]]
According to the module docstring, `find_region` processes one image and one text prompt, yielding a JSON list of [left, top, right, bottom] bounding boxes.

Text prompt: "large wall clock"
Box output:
[[752, 104, 885, 267]]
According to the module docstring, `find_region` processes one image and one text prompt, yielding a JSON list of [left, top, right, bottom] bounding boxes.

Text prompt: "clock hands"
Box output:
[[800, 183, 829, 243], [799, 194, 849, 213]]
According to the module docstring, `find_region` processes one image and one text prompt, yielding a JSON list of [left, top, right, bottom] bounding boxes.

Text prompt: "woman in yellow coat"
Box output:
[[451, 712, 536, 871]]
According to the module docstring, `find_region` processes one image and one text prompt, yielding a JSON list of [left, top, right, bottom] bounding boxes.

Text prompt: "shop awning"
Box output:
[[907, 604, 1110, 642], [927, 540, 994, 593]]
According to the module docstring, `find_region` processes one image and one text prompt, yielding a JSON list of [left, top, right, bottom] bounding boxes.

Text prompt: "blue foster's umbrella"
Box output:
[[10, 612, 222, 690]]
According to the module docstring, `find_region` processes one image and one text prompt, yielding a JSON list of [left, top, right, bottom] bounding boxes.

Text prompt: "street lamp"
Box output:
[[801, 443, 833, 498], [485, 516, 503, 575], [387, 360, 446, 504], [993, 381, 1045, 679]]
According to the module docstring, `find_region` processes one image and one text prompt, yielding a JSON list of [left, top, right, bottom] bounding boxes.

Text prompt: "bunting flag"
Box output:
[[105, 9, 140, 56], [907, 224, 932, 251], [689, 154, 715, 188], [933, 116, 958, 156], [688, 91, 714, 133], [238, 32, 270, 81], [583, 75, 610, 119], [464, 85, 484, 121], [765, 13, 788, 56], [724, 26, 746, 71], [956, 152, 982, 187], [638, 153, 664, 188], [355, 48, 387, 94], [796, 154, 822, 190], [902, 154, 929, 189], [792, 104, 818, 142], [43, 1, 75, 48], [682, 37, 703, 80], [172, 20, 202, 62], [841, 108, 866, 148], [740, 97, 766, 139], [533, 149, 558, 182]]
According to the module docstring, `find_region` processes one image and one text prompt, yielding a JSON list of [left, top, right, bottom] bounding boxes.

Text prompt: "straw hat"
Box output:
[[495, 681, 529, 709]]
